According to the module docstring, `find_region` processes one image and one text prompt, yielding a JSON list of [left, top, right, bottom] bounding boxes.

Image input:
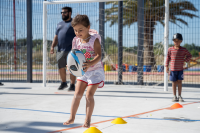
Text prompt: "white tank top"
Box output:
[[72, 29, 103, 71]]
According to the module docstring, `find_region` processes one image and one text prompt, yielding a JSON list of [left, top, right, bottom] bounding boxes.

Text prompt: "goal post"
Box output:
[[42, 0, 124, 87], [42, 0, 170, 91], [164, 0, 169, 91], [43, 1, 47, 87]]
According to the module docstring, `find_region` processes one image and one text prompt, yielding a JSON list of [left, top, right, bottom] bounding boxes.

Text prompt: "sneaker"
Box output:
[[58, 82, 68, 90], [178, 96, 184, 102], [68, 84, 75, 91], [0, 82, 3, 86], [172, 96, 178, 102]]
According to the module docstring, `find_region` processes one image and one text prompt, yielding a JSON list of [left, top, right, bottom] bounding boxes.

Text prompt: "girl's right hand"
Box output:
[[83, 60, 92, 72]]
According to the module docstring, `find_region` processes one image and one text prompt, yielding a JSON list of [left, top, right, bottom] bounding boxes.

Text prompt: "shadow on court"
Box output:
[[0, 121, 81, 133]]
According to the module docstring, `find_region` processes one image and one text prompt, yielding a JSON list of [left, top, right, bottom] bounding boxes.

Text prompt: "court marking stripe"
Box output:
[[0, 107, 120, 118], [1, 106, 199, 122], [49, 101, 200, 133], [128, 117, 200, 121]]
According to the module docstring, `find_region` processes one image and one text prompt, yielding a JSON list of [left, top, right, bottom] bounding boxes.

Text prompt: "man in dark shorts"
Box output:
[[50, 6, 76, 90]]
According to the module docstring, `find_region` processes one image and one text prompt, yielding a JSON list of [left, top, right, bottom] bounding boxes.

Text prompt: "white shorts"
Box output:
[[77, 69, 105, 88]]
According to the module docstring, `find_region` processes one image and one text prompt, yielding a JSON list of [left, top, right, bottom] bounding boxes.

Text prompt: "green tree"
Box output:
[[154, 42, 164, 56], [183, 43, 200, 57], [104, 37, 118, 54], [0, 38, 4, 47], [190, 49, 199, 57], [105, 0, 198, 67], [33, 39, 43, 51], [105, 37, 117, 46], [17, 38, 27, 46], [124, 46, 138, 54]]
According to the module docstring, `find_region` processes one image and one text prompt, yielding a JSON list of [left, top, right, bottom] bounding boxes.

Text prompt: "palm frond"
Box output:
[[105, 7, 118, 15], [169, 20, 182, 28], [170, 11, 198, 19], [176, 18, 188, 26], [105, 1, 118, 5], [169, 15, 188, 27], [105, 0, 198, 27], [105, 15, 118, 27], [158, 20, 165, 26], [169, 1, 198, 12]]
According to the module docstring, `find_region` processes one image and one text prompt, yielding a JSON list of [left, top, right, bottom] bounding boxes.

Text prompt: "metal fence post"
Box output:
[[99, 2, 105, 60], [117, 1, 123, 84], [137, 0, 144, 85], [13, 0, 17, 71], [27, 0, 32, 82]]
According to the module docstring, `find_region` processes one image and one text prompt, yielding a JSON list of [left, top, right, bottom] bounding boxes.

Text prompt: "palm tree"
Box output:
[[105, 0, 198, 68]]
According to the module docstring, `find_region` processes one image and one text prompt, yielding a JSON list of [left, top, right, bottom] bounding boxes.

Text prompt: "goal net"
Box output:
[[43, 0, 168, 88]]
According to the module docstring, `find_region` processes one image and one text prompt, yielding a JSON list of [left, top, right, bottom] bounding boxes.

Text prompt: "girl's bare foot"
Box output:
[[82, 120, 90, 128], [63, 118, 74, 125]]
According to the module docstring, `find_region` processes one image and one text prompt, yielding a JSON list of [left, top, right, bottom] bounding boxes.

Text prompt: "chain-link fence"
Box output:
[[0, 0, 199, 87]]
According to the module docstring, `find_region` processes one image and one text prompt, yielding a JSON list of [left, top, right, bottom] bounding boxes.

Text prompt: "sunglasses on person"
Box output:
[[61, 11, 68, 14]]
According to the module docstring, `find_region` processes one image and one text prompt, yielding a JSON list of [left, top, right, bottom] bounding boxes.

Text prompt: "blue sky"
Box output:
[[0, 0, 200, 48]]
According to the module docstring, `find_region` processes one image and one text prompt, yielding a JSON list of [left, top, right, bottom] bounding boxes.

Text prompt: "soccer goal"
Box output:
[[43, 0, 170, 91], [42, 0, 125, 87]]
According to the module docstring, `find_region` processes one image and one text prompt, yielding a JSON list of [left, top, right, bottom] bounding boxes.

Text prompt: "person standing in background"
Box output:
[[50, 6, 76, 91], [165, 33, 192, 102]]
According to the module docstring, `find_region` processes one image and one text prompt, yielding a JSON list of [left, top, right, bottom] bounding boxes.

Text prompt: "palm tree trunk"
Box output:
[[143, 19, 157, 70]]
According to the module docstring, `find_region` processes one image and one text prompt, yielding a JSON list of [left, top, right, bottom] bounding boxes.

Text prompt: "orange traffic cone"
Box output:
[[171, 103, 183, 109]]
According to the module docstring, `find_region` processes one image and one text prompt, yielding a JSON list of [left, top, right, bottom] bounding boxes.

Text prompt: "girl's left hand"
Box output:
[[83, 60, 92, 72]]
